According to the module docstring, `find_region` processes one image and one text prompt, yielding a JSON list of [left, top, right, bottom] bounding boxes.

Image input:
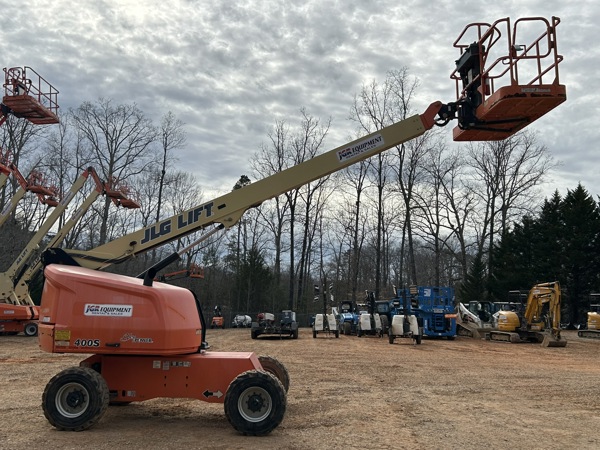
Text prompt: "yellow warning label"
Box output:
[[55, 330, 71, 341]]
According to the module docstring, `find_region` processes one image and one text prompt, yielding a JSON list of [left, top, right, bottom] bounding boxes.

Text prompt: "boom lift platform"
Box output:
[[33, 16, 566, 435], [0, 155, 60, 229], [1, 66, 59, 126], [450, 16, 565, 141]]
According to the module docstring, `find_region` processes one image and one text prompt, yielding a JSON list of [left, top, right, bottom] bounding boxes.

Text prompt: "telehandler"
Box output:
[[31, 16, 568, 434]]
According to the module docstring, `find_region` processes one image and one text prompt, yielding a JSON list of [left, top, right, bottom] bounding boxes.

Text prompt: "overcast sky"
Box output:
[[1, 0, 596, 202]]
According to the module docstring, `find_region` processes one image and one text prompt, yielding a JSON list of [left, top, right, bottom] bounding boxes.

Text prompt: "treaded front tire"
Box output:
[[42, 366, 109, 431], [224, 370, 286, 436]]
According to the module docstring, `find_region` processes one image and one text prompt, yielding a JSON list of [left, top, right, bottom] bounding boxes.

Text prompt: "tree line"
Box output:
[[2, 68, 588, 325]]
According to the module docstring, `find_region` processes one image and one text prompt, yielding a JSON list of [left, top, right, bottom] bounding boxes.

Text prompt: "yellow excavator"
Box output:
[[577, 297, 600, 339], [488, 282, 567, 347]]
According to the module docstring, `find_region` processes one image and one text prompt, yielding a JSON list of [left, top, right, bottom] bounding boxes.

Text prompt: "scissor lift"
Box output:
[[1, 66, 59, 126], [450, 16, 566, 141]]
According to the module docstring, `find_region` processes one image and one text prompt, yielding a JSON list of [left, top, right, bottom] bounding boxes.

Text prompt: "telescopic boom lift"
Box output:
[[27, 16, 570, 435]]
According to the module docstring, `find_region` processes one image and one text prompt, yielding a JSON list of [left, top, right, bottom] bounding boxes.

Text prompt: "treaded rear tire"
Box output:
[[42, 366, 109, 431], [258, 355, 290, 393], [224, 370, 286, 436], [24, 322, 38, 337]]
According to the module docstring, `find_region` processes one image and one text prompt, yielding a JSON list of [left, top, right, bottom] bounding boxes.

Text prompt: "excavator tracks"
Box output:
[[577, 330, 600, 339], [486, 331, 521, 343], [457, 322, 489, 339]]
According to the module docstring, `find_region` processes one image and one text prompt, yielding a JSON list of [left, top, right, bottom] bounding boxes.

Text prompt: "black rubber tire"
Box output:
[[415, 334, 422, 345], [388, 329, 394, 344], [335, 329, 339, 338], [380, 315, 389, 334], [357, 327, 362, 338], [292, 329, 299, 339], [42, 366, 109, 431], [343, 322, 351, 335], [24, 322, 38, 337], [224, 370, 286, 436], [258, 355, 290, 393], [312, 329, 317, 338], [251, 330, 258, 339]]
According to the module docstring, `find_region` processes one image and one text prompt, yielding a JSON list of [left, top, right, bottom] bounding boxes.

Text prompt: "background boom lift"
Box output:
[[0, 66, 60, 336], [0, 156, 59, 229], [0, 168, 139, 336]]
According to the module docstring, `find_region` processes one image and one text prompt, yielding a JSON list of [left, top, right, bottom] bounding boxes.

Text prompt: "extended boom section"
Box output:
[[57, 104, 442, 269]]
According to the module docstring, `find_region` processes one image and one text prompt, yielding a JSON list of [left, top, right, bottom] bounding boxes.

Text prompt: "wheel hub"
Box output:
[[246, 392, 265, 413], [66, 390, 85, 408]]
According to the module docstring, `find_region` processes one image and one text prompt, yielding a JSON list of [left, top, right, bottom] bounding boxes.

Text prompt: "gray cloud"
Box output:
[[0, 0, 596, 198]]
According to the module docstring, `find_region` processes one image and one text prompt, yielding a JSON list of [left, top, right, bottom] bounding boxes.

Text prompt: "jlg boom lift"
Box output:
[[0, 167, 139, 335], [0, 151, 60, 229], [0, 66, 60, 336], [33, 17, 565, 435]]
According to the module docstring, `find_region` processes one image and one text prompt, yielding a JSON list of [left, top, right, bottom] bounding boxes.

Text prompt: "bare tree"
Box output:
[[155, 111, 186, 223], [467, 129, 555, 288], [252, 121, 290, 290], [337, 162, 369, 302], [70, 98, 158, 244], [349, 77, 395, 299], [252, 108, 330, 310]]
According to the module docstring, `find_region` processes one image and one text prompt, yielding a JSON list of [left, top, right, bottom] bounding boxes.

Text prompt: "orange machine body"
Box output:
[[39, 265, 203, 355], [80, 352, 262, 403], [38, 264, 264, 404]]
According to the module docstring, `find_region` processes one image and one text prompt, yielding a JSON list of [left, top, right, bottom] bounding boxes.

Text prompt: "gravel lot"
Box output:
[[1, 328, 599, 450]]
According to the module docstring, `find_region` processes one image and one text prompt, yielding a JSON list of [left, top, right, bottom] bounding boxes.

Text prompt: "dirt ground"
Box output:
[[1, 328, 599, 450]]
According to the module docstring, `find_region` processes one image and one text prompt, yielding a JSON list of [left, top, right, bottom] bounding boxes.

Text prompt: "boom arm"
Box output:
[[56, 102, 444, 270], [523, 281, 561, 335], [41, 15, 567, 272]]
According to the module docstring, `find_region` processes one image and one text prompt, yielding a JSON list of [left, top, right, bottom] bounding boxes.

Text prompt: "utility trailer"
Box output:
[[312, 313, 339, 338], [387, 290, 424, 345], [357, 292, 383, 338], [251, 310, 299, 339]]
